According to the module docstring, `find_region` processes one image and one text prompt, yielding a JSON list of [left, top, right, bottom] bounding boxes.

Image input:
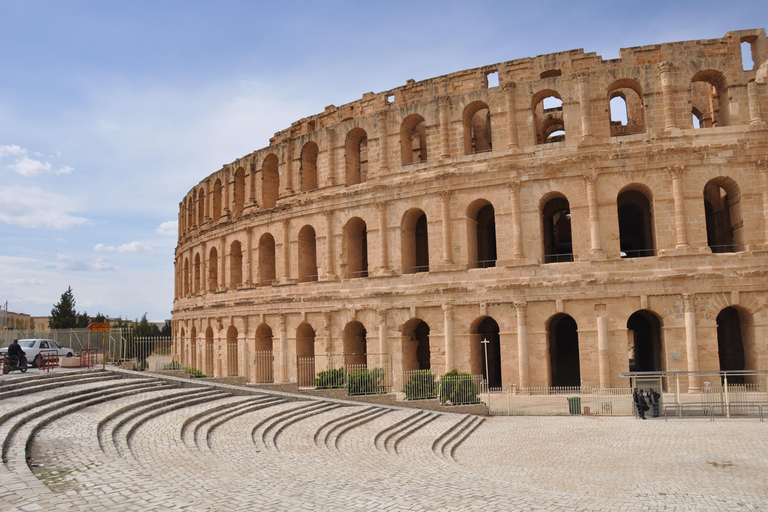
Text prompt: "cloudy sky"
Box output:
[[0, 0, 765, 322]]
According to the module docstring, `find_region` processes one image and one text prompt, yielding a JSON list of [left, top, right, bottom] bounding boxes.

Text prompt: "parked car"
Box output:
[[0, 339, 74, 368]]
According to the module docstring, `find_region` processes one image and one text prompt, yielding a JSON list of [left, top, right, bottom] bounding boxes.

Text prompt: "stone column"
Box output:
[[327, 128, 337, 186], [514, 301, 529, 388], [503, 82, 519, 149], [223, 174, 231, 217], [577, 73, 593, 139], [282, 219, 290, 280], [584, 170, 603, 254], [442, 303, 454, 371], [377, 110, 389, 172], [759, 160, 768, 244], [323, 312, 333, 353], [439, 191, 453, 263], [748, 81, 763, 125], [283, 140, 293, 193], [325, 210, 336, 278], [439, 97, 451, 159], [377, 203, 389, 272], [667, 165, 689, 247], [278, 314, 287, 383], [205, 179, 212, 221], [659, 62, 676, 130], [201, 242, 207, 294], [597, 312, 610, 388], [508, 180, 524, 259], [377, 309, 388, 355], [683, 293, 700, 392]]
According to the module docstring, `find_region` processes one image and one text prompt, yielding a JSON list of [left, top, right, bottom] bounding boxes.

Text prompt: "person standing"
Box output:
[[633, 387, 648, 419], [647, 388, 661, 418]]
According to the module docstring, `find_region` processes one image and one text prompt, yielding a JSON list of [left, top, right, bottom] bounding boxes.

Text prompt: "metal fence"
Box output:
[[246, 350, 275, 383], [485, 386, 635, 416], [297, 353, 393, 395]]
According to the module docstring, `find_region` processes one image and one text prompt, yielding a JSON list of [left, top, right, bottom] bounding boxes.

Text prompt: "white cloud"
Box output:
[[1, 145, 75, 177], [0, 144, 25, 157], [14, 278, 46, 285], [156, 221, 178, 236], [0, 185, 90, 229], [57, 254, 118, 272], [95, 241, 152, 253]]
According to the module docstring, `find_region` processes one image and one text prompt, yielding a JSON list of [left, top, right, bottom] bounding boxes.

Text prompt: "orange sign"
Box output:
[[88, 323, 110, 332]]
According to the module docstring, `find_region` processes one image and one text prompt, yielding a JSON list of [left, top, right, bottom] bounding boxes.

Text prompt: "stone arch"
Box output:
[[208, 246, 219, 289], [204, 326, 214, 376], [229, 240, 243, 287], [401, 318, 431, 372], [466, 198, 497, 268], [704, 176, 744, 253], [254, 323, 274, 383], [401, 208, 429, 274], [540, 193, 573, 263], [343, 320, 367, 367], [607, 78, 645, 136], [258, 233, 276, 284], [617, 185, 655, 258], [400, 114, 427, 165], [547, 313, 580, 387], [233, 167, 245, 217], [345, 128, 368, 185], [226, 325, 239, 376], [470, 316, 501, 388], [343, 217, 368, 278], [298, 225, 318, 282], [183, 257, 190, 296], [627, 310, 663, 373], [716, 306, 755, 382], [532, 89, 564, 144], [197, 186, 206, 225], [190, 190, 197, 229], [212, 178, 222, 220], [300, 141, 319, 192], [463, 101, 492, 154], [296, 322, 316, 387], [261, 154, 280, 208], [690, 69, 730, 128], [193, 253, 201, 294]]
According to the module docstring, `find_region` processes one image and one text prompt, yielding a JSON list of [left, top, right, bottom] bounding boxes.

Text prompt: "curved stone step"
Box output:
[[198, 396, 287, 452], [180, 396, 257, 447], [0, 372, 117, 398], [330, 407, 392, 452], [248, 401, 326, 451], [313, 406, 376, 448], [268, 403, 341, 452], [431, 415, 485, 461], [388, 413, 440, 455], [373, 410, 425, 451]]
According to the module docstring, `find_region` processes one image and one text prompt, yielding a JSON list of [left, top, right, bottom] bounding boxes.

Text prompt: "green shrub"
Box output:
[[439, 369, 480, 405], [162, 361, 182, 370], [404, 370, 438, 400], [186, 367, 206, 378], [314, 368, 346, 389], [348, 367, 386, 396]]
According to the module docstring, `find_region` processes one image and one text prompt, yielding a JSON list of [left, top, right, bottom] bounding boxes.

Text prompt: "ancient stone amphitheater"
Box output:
[[173, 29, 768, 394]]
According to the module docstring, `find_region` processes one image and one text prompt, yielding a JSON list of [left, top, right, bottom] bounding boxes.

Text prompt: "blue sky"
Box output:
[[1, 0, 765, 322]]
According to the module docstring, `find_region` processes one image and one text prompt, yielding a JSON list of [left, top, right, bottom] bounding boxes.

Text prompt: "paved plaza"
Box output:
[[0, 369, 766, 511]]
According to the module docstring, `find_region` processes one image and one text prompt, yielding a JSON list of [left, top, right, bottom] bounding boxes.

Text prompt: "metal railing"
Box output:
[[543, 252, 574, 263], [404, 265, 430, 273], [470, 259, 497, 269], [487, 386, 635, 416], [247, 350, 275, 383], [620, 248, 655, 258], [297, 353, 393, 395], [38, 350, 59, 372], [709, 243, 745, 254]]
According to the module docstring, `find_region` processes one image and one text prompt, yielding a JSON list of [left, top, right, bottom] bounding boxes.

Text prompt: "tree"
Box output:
[[93, 312, 107, 323], [50, 287, 78, 329], [76, 312, 91, 328]]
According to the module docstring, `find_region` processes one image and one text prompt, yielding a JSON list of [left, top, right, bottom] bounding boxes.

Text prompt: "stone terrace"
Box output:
[[0, 369, 766, 511]]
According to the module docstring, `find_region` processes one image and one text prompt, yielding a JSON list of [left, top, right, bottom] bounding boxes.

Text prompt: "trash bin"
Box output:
[[567, 397, 581, 415]]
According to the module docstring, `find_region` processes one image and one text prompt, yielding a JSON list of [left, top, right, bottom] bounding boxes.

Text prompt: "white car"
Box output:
[[0, 339, 74, 368]]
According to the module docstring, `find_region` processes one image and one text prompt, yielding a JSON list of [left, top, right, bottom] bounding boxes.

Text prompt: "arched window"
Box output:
[[261, 154, 279, 208], [704, 177, 743, 253], [717, 307, 750, 382], [401, 208, 429, 274], [254, 323, 274, 383], [344, 217, 368, 278], [690, 70, 730, 128], [400, 114, 427, 165], [180, 199, 187, 236], [190, 190, 197, 229], [471, 316, 501, 388], [607, 79, 645, 136], [204, 326, 214, 376], [296, 322, 316, 388], [198, 187, 206, 225], [298, 225, 318, 282], [258, 233, 276, 284], [617, 187, 654, 258], [234, 167, 245, 217], [208, 247, 219, 289], [547, 314, 580, 387], [533, 90, 564, 144], [193, 253, 201, 294], [343, 321, 367, 367], [627, 310, 662, 373], [300, 141, 319, 192], [213, 178, 222, 220], [541, 195, 573, 263], [345, 128, 368, 185], [183, 258, 190, 296], [226, 325, 238, 376], [467, 200, 497, 268], [402, 319, 430, 372], [229, 241, 242, 287], [463, 101, 492, 154]]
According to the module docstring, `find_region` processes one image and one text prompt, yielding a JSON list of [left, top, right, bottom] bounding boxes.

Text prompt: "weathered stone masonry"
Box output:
[[173, 29, 768, 392]]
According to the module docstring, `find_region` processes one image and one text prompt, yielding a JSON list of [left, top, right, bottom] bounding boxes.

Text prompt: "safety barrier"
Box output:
[[80, 348, 98, 368], [38, 350, 60, 372]]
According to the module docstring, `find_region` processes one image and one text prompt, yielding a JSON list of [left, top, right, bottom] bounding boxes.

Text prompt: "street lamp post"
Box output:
[[481, 338, 490, 409]]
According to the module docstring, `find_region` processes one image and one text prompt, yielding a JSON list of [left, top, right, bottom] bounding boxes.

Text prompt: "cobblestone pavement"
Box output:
[[1, 369, 766, 511]]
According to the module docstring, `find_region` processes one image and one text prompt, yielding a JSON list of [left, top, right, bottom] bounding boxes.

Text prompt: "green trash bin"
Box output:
[[567, 397, 581, 415]]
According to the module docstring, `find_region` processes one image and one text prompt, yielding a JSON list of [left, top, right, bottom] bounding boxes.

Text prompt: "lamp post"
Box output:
[[481, 338, 490, 409]]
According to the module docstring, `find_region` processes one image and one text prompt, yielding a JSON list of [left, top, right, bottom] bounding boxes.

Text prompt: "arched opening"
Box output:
[[229, 240, 242, 287], [254, 323, 274, 383], [627, 311, 662, 373], [344, 217, 368, 278], [183, 258, 190, 296], [298, 225, 318, 282], [717, 307, 747, 381], [300, 141, 319, 192], [193, 253, 201, 294], [343, 321, 367, 367], [400, 114, 427, 165], [548, 314, 580, 387], [190, 326, 197, 369], [234, 167, 245, 217], [198, 187, 206, 225], [261, 154, 279, 208], [690, 70, 730, 128], [470, 316, 501, 388], [618, 187, 655, 258], [704, 177, 743, 253], [226, 325, 239, 376], [258, 233, 276, 284], [463, 101, 492, 154], [189, 191, 197, 229], [212, 178, 222, 220], [541, 195, 573, 263], [533, 90, 564, 144], [401, 208, 429, 274], [607, 79, 645, 136], [467, 200, 497, 268], [208, 247, 219, 289], [345, 128, 368, 185], [401, 319, 431, 372], [296, 322, 316, 387], [204, 326, 214, 376]]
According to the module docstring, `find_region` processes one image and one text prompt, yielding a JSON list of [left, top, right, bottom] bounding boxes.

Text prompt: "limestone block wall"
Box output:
[[173, 29, 768, 392]]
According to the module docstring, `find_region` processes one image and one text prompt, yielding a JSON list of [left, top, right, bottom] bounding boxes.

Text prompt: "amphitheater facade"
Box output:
[[172, 29, 768, 393]]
